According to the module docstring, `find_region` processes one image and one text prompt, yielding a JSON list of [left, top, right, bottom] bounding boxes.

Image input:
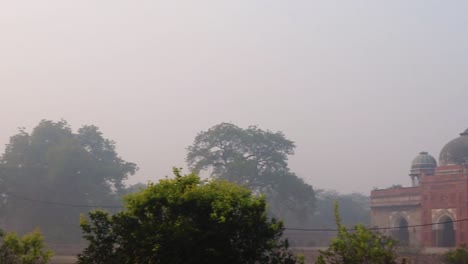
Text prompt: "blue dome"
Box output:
[[410, 151, 437, 175]]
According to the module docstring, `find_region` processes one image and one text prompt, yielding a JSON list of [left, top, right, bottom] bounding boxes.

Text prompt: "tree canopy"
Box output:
[[78, 169, 301, 264], [0, 120, 137, 242], [0, 228, 53, 264], [186, 123, 315, 226]]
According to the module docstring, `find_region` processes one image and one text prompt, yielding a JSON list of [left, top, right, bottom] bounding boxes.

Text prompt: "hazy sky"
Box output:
[[1, 1, 468, 194]]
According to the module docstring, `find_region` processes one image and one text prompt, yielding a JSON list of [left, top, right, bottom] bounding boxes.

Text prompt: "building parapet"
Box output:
[[371, 186, 421, 208], [371, 186, 420, 198]]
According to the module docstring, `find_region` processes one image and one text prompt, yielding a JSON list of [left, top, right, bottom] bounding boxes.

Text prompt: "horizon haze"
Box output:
[[2, 1, 468, 194]]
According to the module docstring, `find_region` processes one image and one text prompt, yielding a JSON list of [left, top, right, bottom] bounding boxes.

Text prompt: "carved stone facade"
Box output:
[[371, 129, 468, 247], [371, 187, 422, 247]]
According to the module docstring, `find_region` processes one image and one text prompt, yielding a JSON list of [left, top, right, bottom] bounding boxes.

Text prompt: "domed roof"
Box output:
[[439, 128, 468, 166], [410, 151, 437, 175]]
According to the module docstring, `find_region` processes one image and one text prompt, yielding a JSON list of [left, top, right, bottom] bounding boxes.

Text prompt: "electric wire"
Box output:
[[286, 218, 465, 232], [4, 192, 123, 209], [3, 191, 463, 232]]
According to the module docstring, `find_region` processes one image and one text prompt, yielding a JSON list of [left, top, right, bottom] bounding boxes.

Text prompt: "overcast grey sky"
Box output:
[[1, 1, 468, 193]]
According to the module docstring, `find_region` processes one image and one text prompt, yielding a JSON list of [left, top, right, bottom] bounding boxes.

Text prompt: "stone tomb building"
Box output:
[[371, 128, 468, 247]]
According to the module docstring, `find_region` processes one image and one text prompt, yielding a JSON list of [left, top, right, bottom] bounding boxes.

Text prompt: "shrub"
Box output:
[[0, 228, 53, 264]]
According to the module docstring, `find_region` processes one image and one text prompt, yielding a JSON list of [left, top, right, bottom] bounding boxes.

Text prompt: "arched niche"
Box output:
[[433, 215, 455, 247], [391, 216, 409, 246]]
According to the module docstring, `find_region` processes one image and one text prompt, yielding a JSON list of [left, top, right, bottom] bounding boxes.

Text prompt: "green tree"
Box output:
[[0, 120, 137, 242], [78, 169, 302, 264], [186, 123, 315, 226], [441, 245, 468, 264], [0, 228, 53, 264], [316, 202, 400, 264]]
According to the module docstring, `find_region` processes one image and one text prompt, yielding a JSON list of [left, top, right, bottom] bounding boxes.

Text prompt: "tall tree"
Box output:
[[78, 169, 301, 264], [0, 120, 137, 242], [186, 123, 315, 226]]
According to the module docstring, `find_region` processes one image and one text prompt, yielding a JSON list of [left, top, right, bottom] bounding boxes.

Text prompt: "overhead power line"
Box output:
[[4, 192, 123, 209], [286, 218, 465, 232], [3, 191, 465, 232]]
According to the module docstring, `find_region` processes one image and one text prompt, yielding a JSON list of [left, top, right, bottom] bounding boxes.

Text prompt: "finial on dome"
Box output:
[[410, 152, 437, 176]]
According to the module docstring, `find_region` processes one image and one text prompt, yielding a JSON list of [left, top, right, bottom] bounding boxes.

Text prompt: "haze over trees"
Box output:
[[78, 169, 302, 264], [0, 120, 137, 242], [186, 123, 316, 227], [0, 119, 371, 250], [311, 190, 370, 228]]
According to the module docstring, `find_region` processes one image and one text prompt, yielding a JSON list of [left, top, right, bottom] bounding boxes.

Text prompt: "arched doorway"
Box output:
[[395, 218, 409, 245], [435, 215, 455, 247], [391, 217, 409, 245]]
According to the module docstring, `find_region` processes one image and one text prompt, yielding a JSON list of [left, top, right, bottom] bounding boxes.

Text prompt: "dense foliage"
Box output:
[[0, 120, 137, 242], [316, 202, 401, 264], [186, 123, 315, 226], [441, 245, 468, 264], [0, 228, 52, 264], [78, 169, 302, 264]]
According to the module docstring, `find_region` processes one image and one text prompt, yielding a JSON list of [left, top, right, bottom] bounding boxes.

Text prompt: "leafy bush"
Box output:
[[441, 245, 468, 264], [0, 228, 53, 264], [316, 202, 403, 264]]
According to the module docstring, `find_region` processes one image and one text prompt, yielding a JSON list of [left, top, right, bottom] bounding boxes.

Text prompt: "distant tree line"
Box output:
[[0, 120, 370, 245], [311, 190, 370, 228]]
